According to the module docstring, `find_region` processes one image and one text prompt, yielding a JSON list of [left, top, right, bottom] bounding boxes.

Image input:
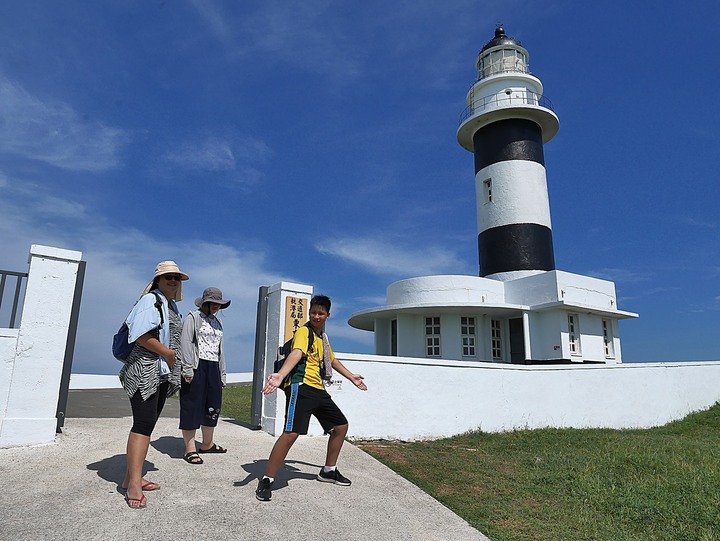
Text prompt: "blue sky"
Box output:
[[1, 1, 718, 375]]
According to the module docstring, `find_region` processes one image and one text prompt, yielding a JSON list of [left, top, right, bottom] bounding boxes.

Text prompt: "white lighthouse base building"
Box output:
[[349, 270, 637, 365]]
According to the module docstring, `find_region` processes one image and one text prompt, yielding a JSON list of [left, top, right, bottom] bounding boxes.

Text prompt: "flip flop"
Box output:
[[125, 494, 147, 509], [184, 451, 204, 464], [198, 443, 227, 454], [121, 479, 161, 492]]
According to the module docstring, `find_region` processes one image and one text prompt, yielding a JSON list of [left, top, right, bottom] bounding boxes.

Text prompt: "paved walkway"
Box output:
[[0, 390, 490, 541]]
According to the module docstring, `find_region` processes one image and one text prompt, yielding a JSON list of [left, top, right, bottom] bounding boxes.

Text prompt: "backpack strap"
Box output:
[[304, 322, 314, 354], [150, 290, 165, 325]]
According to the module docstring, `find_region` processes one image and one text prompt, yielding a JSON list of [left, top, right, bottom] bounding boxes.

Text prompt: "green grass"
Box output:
[[222, 382, 253, 425], [222, 385, 720, 540]]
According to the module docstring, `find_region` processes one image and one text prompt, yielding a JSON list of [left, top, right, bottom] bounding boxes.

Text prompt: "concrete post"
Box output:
[[260, 281, 312, 436], [0, 245, 83, 447]]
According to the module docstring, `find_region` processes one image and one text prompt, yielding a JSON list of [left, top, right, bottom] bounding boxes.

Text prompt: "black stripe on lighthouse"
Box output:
[[473, 118, 545, 173], [478, 223, 555, 277], [473, 118, 555, 277]]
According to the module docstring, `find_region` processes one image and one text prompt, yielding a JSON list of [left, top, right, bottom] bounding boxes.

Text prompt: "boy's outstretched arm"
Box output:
[[263, 348, 303, 394], [331, 359, 368, 391]]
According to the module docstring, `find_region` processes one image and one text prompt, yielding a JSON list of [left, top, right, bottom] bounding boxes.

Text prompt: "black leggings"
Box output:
[[129, 381, 169, 437]]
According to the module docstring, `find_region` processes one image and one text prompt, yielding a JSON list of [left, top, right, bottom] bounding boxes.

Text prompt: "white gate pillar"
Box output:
[[260, 281, 312, 436], [0, 245, 83, 447]]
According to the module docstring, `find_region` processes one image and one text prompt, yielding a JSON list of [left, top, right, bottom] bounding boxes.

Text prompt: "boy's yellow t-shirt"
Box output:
[[288, 325, 335, 390]]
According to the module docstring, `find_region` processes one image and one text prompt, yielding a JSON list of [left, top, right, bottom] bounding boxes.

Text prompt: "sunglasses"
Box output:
[[162, 274, 183, 281]]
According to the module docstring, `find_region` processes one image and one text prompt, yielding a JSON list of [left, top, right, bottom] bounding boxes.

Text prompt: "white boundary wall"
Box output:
[[324, 354, 720, 440], [69, 359, 720, 441]]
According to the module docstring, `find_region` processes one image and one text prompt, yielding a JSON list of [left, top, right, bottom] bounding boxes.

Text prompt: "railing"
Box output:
[[0, 269, 28, 328], [477, 64, 530, 80], [458, 89, 556, 125]]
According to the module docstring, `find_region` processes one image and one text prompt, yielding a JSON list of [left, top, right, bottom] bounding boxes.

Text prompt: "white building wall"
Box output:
[[387, 275, 506, 305], [327, 354, 720, 441], [579, 314, 608, 363], [373, 319, 391, 356], [556, 271, 617, 310], [441, 315, 461, 360], [528, 311, 562, 360], [610, 319, 622, 364], [396, 313, 424, 358], [473, 314, 487, 361], [505, 271, 559, 304]]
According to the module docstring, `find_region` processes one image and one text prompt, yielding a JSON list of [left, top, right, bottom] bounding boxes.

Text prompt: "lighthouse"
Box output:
[[457, 26, 559, 281], [348, 27, 636, 365]]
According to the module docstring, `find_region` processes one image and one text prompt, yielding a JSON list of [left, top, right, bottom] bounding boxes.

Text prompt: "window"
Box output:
[[478, 48, 528, 78], [483, 178, 492, 203], [425, 317, 440, 357], [568, 314, 581, 355], [461, 316, 476, 357], [602, 319, 614, 358], [491, 319, 502, 360]]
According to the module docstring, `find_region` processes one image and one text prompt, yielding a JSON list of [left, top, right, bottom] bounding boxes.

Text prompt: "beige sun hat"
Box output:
[[142, 260, 189, 301]]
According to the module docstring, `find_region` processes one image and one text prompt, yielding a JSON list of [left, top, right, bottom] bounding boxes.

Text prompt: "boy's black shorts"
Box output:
[[283, 383, 348, 435]]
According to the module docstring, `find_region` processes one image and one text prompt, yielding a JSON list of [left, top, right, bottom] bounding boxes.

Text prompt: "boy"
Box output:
[[256, 295, 368, 501]]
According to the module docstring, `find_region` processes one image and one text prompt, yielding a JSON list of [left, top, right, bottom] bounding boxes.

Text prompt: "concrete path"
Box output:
[[0, 391, 490, 541]]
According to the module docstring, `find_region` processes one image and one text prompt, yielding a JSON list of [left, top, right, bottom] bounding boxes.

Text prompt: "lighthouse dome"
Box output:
[[480, 26, 522, 53], [475, 26, 530, 79]]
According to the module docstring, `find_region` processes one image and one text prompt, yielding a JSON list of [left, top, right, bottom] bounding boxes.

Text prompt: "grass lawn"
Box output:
[[222, 384, 720, 540]]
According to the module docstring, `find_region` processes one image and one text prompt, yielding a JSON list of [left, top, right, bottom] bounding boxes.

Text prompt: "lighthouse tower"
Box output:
[[348, 27, 636, 365], [457, 26, 560, 281]]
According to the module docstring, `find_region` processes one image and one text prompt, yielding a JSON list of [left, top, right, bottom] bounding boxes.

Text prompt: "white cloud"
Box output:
[[159, 135, 271, 186], [190, 2, 363, 78], [162, 137, 237, 172], [0, 75, 128, 172], [316, 236, 464, 276]]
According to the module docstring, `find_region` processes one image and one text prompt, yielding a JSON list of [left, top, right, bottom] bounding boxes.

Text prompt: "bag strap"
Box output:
[[150, 291, 165, 325], [304, 321, 314, 354]]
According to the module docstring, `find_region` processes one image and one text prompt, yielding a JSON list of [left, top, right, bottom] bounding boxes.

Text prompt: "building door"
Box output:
[[509, 317, 526, 363]]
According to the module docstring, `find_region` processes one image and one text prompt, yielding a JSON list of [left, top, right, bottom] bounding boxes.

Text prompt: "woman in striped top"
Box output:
[[119, 260, 188, 509]]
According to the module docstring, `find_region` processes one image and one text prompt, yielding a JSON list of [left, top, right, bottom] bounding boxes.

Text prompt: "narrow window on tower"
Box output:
[[602, 319, 615, 359], [484, 178, 492, 203], [568, 314, 581, 356], [461, 316, 476, 357], [425, 316, 441, 357], [491, 319, 502, 361]]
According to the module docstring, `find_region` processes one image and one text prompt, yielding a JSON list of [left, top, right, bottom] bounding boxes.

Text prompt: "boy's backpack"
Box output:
[[112, 291, 164, 361], [274, 323, 314, 386]]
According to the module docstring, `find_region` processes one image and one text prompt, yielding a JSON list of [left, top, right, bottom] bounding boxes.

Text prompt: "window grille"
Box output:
[[425, 316, 441, 357], [491, 319, 502, 360], [461, 316, 476, 357]]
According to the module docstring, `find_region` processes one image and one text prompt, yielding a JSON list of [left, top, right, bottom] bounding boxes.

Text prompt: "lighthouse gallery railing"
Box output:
[[459, 89, 555, 125]]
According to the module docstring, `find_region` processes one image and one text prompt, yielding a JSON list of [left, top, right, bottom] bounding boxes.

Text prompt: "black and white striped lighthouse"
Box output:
[[457, 27, 560, 281]]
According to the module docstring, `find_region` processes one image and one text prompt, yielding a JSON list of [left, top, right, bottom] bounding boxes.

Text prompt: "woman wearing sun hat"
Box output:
[[119, 260, 189, 508], [179, 287, 231, 464]]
